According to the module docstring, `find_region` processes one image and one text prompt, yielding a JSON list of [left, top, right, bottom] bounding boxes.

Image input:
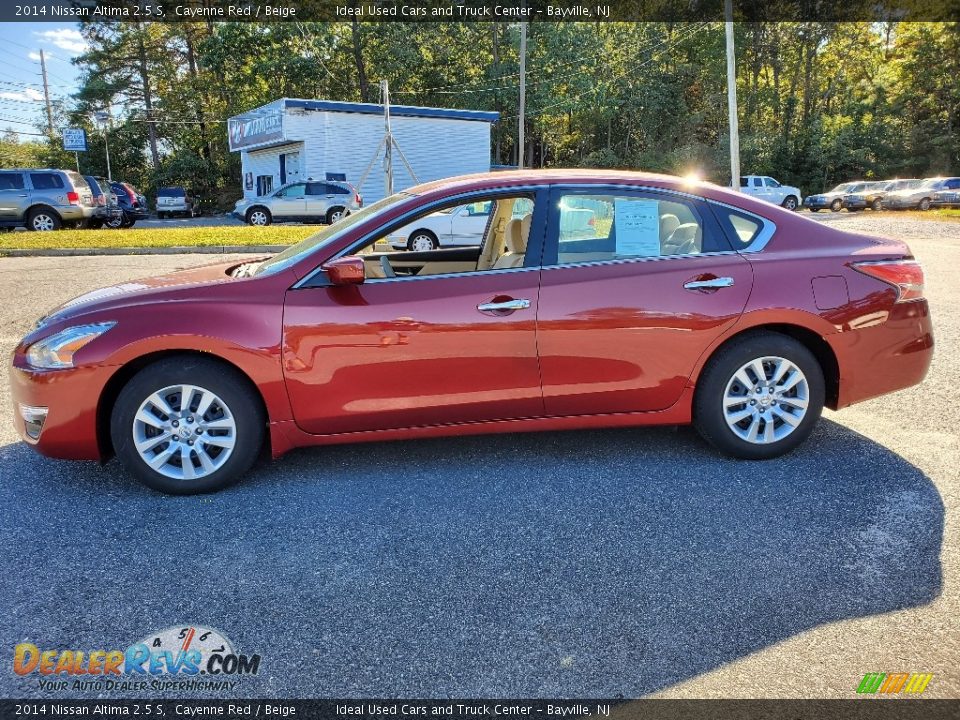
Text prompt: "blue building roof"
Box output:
[[283, 98, 499, 123]]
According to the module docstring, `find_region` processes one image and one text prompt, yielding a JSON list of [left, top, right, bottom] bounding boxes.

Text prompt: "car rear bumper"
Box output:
[[9, 355, 113, 461], [829, 299, 934, 409]]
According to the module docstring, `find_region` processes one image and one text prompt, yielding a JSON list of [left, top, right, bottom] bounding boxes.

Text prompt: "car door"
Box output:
[[271, 183, 307, 218], [281, 190, 548, 435], [0, 172, 27, 221], [536, 186, 754, 415], [764, 177, 785, 204], [304, 182, 332, 217]]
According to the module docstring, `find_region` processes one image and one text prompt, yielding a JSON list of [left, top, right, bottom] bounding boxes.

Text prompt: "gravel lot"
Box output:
[[0, 213, 957, 699]]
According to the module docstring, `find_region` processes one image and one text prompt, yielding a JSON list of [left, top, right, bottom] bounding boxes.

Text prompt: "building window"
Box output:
[[256, 175, 274, 197]]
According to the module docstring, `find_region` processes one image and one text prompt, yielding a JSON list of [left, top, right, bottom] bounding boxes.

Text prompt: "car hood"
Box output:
[[36, 260, 244, 328]]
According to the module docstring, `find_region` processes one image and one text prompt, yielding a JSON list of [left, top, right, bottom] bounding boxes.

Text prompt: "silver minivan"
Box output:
[[0, 169, 97, 231]]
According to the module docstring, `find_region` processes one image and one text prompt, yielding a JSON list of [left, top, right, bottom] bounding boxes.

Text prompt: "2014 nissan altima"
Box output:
[[10, 171, 934, 494]]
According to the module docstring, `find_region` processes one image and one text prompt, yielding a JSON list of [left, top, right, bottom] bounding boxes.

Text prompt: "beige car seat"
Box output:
[[659, 213, 680, 243], [663, 222, 701, 255], [493, 214, 531, 269]]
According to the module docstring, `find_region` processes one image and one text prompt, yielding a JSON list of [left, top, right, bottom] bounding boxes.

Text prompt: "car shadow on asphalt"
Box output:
[[0, 418, 944, 697]]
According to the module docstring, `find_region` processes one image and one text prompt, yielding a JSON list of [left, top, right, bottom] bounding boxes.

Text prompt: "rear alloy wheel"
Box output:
[[871, 198, 883, 211], [919, 198, 931, 211], [781, 196, 798, 211], [408, 231, 439, 251], [111, 357, 264, 494], [247, 207, 271, 226], [694, 333, 824, 459], [830, 199, 842, 212], [28, 209, 61, 231], [326, 206, 346, 224]]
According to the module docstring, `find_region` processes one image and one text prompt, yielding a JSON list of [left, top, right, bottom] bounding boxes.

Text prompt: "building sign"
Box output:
[[62, 128, 87, 152], [228, 109, 284, 151]]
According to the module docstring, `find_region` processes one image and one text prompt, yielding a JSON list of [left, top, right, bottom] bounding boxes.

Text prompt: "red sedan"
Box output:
[[10, 171, 933, 494]]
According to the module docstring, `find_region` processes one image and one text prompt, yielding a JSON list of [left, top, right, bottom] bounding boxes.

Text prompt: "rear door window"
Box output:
[[0, 172, 25, 190], [30, 173, 64, 190]]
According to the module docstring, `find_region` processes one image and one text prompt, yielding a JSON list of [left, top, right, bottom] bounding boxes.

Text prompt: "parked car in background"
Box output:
[[842, 181, 890, 211], [931, 177, 960, 208], [83, 175, 123, 229], [233, 180, 362, 226], [388, 201, 493, 250], [155, 186, 197, 219], [10, 170, 933, 494], [884, 177, 950, 211], [108, 181, 149, 228], [803, 182, 854, 212], [0, 169, 97, 231], [739, 175, 802, 210]]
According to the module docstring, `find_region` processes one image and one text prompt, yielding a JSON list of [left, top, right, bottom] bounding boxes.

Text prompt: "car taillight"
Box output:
[[852, 259, 924, 302], [355, 192, 362, 206], [96, 195, 106, 206], [66, 191, 80, 205]]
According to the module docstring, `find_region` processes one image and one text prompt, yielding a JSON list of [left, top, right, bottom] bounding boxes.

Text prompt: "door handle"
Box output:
[[684, 276, 735, 291], [477, 298, 531, 312]]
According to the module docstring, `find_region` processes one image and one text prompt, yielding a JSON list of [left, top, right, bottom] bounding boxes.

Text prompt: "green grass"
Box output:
[[0, 224, 319, 250], [918, 208, 960, 222]]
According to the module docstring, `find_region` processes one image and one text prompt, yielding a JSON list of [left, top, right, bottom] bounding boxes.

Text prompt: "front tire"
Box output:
[[781, 196, 798, 211], [110, 357, 265, 494], [871, 198, 883, 211], [407, 230, 439, 251], [919, 198, 931, 211], [830, 199, 842, 212], [693, 332, 824, 460], [246, 207, 271, 226]]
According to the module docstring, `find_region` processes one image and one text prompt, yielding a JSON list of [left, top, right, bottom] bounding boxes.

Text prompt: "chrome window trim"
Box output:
[[362, 265, 540, 285], [549, 183, 777, 256], [293, 185, 544, 289], [292, 182, 776, 288]]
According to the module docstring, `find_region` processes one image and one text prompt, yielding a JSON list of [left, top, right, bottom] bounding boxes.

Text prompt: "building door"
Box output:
[[280, 151, 301, 184]]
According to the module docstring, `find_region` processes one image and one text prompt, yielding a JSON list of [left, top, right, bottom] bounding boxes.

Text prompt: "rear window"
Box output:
[[714, 207, 763, 250], [157, 187, 186, 197], [30, 173, 64, 190], [0, 172, 25, 190], [84, 176, 102, 194]]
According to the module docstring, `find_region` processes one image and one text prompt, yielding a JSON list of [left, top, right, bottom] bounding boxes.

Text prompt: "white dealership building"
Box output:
[[227, 98, 500, 202]]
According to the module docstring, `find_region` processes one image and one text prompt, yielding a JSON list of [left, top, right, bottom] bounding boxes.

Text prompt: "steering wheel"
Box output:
[[379, 255, 396, 278]]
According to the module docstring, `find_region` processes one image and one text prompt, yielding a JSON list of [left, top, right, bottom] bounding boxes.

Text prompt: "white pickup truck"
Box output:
[[738, 175, 802, 210]]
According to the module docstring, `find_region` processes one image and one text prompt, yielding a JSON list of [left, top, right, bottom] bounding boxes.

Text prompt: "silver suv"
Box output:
[[0, 169, 97, 231], [232, 180, 362, 226]]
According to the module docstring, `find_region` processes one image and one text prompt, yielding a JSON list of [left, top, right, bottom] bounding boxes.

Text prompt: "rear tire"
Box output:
[[326, 206, 346, 224], [871, 198, 883, 211], [110, 357, 265, 495], [830, 199, 842, 212], [693, 332, 825, 460], [27, 207, 61, 231], [407, 230, 439, 251], [919, 198, 931, 211], [808, 208, 820, 213]]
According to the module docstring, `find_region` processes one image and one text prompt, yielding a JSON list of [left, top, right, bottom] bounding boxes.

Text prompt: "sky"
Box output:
[[0, 22, 85, 139]]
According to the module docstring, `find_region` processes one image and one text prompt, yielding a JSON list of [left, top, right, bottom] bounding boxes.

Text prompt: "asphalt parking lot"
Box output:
[[0, 213, 957, 699]]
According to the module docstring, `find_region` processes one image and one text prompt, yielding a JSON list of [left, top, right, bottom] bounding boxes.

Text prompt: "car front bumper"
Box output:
[[9, 353, 115, 461]]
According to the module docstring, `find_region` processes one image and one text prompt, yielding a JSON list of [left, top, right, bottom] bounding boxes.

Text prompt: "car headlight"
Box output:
[[25, 322, 116, 369]]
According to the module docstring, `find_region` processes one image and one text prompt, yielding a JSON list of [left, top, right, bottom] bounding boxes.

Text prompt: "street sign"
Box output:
[[62, 128, 87, 152]]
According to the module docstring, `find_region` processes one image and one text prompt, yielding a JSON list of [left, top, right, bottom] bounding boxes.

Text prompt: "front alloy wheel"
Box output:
[[112, 357, 264, 494], [132, 384, 237, 481]]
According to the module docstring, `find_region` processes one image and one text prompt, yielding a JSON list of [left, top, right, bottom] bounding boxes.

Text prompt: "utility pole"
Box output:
[[39, 48, 54, 136], [382, 79, 393, 196], [725, 0, 741, 190], [518, 21, 527, 169]]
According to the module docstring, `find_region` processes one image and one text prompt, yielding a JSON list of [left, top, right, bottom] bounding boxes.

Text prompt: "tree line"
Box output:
[[3, 21, 958, 205]]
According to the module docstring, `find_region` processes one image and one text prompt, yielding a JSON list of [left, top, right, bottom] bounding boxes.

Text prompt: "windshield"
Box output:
[[254, 193, 413, 276]]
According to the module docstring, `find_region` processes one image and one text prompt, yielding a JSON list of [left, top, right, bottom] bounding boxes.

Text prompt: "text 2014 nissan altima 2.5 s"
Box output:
[[11, 171, 934, 494]]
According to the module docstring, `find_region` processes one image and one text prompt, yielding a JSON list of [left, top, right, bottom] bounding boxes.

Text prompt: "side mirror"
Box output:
[[323, 256, 365, 285]]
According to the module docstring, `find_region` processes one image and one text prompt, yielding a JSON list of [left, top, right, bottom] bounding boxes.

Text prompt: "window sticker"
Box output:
[[614, 199, 660, 257]]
